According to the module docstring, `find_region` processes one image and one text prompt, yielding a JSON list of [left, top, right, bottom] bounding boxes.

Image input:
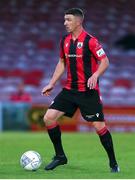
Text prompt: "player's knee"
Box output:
[[92, 121, 106, 131], [43, 114, 48, 124], [43, 113, 56, 126]]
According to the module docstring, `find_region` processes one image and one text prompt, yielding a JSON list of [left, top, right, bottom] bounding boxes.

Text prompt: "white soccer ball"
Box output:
[[20, 150, 42, 171]]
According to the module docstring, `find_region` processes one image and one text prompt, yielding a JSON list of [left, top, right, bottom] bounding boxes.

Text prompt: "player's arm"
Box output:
[[42, 58, 65, 96], [94, 56, 109, 77], [87, 57, 109, 89], [87, 37, 109, 89]]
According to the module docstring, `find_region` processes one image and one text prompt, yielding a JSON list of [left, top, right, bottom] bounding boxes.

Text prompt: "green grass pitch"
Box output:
[[0, 131, 135, 179]]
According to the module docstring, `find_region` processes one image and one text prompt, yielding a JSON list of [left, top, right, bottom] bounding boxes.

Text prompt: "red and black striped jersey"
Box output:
[[60, 30, 107, 92]]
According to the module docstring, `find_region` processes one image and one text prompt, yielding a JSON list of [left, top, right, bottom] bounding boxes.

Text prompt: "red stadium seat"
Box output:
[[114, 78, 133, 88], [24, 77, 40, 86], [0, 70, 8, 77], [8, 69, 26, 77], [26, 70, 44, 79]]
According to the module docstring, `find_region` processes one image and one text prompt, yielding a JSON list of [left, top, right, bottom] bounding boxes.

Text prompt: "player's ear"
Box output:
[[76, 16, 83, 25]]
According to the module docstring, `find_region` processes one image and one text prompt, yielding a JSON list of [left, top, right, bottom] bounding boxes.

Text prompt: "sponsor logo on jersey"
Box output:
[[65, 53, 82, 58]]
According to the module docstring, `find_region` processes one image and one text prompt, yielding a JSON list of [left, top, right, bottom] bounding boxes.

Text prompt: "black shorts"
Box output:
[[49, 88, 104, 122]]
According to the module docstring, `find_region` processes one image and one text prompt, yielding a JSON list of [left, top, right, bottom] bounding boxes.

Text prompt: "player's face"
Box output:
[[64, 14, 81, 33]]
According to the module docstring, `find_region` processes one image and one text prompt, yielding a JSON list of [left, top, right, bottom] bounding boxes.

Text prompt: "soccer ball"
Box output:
[[20, 150, 42, 171]]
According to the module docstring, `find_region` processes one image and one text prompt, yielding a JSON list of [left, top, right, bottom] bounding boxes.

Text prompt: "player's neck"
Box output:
[[72, 26, 83, 41]]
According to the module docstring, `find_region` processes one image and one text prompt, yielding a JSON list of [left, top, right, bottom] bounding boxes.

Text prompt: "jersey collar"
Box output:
[[70, 29, 86, 41]]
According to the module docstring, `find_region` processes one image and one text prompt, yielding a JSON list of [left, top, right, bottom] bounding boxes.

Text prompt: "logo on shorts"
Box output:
[[96, 113, 99, 117], [50, 101, 54, 105], [86, 113, 99, 119]]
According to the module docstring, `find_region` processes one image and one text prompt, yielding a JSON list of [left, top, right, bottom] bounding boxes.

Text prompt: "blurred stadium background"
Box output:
[[0, 0, 135, 132]]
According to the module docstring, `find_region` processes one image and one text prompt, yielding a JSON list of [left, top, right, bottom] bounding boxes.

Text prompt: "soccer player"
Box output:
[[42, 8, 120, 172]]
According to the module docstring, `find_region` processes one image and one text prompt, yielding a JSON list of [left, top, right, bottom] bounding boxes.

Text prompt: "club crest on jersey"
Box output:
[[65, 43, 68, 47], [77, 42, 83, 48]]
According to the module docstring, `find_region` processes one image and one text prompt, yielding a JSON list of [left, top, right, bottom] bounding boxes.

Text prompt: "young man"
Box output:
[[42, 8, 120, 172]]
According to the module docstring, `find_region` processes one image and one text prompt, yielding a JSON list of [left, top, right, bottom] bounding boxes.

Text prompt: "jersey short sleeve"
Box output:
[[89, 37, 107, 61], [59, 38, 65, 60]]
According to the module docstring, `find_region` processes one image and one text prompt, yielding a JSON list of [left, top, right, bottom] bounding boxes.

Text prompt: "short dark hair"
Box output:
[[65, 8, 84, 19]]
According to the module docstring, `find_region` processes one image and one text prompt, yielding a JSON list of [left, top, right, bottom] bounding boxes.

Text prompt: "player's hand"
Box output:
[[87, 73, 98, 89], [41, 84, 54, 96]]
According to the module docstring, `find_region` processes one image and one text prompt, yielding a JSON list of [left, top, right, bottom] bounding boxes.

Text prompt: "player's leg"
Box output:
[[44, 109, 68, 170], [78, 90, 119, 172], [92, 121, 120, 172], [43, 89, 77, 170], [44, 109, 65, 156]]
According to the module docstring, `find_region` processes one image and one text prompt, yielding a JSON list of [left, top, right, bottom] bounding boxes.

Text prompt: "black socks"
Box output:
[[47, 125, 65, 156], [47, 124, 118, 168], [99, 130, 117, 167]]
